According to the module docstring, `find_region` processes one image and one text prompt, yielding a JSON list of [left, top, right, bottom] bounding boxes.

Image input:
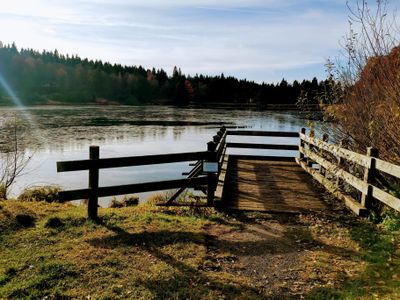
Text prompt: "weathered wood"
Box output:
[[227, 130, 299, 137], [228, 155, 295, 161], [57, 151, 210, 172], [361, 148, 378, 208], [207, 141, 217, 206], [216, 131, 227, 162], [296, 158, 368, 216], [166, 161, 204, 205], [307, 130, 315, 167], [298, 134, 400, 213], [226, 143, 298, 151], [299, 128, 306, 160], [58, 176, 209, 201], [299, 146, 369, 194], [215, 155, 229, 202], [371, 186, 400, 211], [336, 140, 344, 188], [375, 158, 400, 179], [218, 143, 227, 168], [224, 158, 327, 213], [320, 133, 329, 176], [88, 146, 99, 220], [300, 133, 370, 168]]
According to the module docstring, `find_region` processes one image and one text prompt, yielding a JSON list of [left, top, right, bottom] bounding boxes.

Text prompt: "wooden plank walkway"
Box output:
[[223, 157, 327, 213]]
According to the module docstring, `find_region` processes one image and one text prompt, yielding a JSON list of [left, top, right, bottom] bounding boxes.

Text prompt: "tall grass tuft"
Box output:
[[17, 186, 61, 203], [109, 195, 139, 208]]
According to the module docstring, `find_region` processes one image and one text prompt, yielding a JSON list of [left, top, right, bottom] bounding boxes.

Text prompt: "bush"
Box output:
[[15, 213, 35, 227], [109, 195, 139, 208], [44, 217, 64, 228], [18, 186, 61, 203], [381, 210, 400, 232], [0, 184, 6, 200], [146, 192, 170, 206]]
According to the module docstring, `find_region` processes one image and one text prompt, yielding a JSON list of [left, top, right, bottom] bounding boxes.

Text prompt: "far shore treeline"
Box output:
[[0, 42, 331, 106]]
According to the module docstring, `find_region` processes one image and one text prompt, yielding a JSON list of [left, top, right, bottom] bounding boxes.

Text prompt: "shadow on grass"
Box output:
[[86, 208, 399, 299], [219, 210, 359, 258], [88, 219, 262, 299], [306, 217, 399, 299]]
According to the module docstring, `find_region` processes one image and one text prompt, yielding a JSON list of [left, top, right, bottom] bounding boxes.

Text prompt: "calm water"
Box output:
[[0, 105, 312, 206]]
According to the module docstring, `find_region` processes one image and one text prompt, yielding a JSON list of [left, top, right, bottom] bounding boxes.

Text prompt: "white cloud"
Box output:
[[0, 0, 351, 82]]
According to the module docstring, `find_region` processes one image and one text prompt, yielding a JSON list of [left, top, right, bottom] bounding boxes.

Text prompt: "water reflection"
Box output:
[[0, 105, 313, 204]]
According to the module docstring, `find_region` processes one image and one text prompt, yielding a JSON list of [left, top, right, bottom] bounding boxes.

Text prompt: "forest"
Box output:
[[0, 42, 331, 106]]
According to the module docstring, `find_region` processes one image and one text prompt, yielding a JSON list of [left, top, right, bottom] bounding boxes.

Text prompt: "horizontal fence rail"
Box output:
[[225, 130, 300, 160], [57, 127, 228, 220], [57, 126, 400, 220], [212, 129, 300, 204], [226, 130, 299, 137], [59, 176, 209, 201], [298, 128, 400, 215], [227, 143, 298, 151], [57, 151, 211, 172]]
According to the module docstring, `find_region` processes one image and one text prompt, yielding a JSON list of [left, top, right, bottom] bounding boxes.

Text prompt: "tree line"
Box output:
[[0, 42, 331, 106]]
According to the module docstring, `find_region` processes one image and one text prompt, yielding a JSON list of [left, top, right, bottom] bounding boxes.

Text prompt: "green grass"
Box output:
[[307, 211, 400, 300], [0, 200, 260, 299], [1, 199, 400, 299]]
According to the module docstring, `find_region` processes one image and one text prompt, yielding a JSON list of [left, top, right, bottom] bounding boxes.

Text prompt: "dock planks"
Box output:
[[223, 157, 327, 213]]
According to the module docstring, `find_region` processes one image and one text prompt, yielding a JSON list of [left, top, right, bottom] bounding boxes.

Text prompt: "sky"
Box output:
[[0, 0, 353, 83]]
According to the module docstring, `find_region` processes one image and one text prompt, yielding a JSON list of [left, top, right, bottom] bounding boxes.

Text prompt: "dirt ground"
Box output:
[[203, 194, 367, 299]]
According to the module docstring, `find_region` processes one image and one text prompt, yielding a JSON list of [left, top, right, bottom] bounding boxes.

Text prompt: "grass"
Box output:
[[306, 210, 400, 300], [0, 199, 399, 299], [0, 200, 260, 299], [17, 186, 61, 203]]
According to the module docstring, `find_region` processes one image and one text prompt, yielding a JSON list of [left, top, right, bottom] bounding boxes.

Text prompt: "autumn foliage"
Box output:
[[330, 46, 400, 164]]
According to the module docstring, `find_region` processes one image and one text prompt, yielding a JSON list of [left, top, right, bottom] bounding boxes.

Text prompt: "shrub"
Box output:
[[15, 213, 35, 227], [323, 1, 400, 165], [0, 184, 6, 200], [146, 192, 170, 206], [44, 217, 64, 228], [109, 195, 139, 208], [18, 186, 61, 203]]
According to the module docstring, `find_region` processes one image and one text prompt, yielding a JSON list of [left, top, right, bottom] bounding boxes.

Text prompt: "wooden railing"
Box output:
[[225, 130, 299, 157], [297, 128, 400, 216], [214, 129, 300, 202], [57, 127, 227, 220], [57, 126, 400, 219]]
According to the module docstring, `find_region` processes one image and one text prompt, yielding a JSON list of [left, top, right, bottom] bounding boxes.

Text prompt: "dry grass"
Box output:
[[17, 186, 61, 203], [0, 199, 399, 299], [0, 201, 261, 299]]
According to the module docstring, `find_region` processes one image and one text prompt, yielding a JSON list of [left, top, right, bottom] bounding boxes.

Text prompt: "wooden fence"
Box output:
[[214, 129, 300, 202], [297, 128, 400, 216], [57, 126, 400, 219], [57, 127, 227, 220]]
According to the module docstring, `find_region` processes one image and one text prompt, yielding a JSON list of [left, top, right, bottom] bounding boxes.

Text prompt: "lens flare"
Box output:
[[0, 72, 44, 146]]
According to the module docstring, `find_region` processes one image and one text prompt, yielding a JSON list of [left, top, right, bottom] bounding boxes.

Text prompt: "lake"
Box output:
[[0, 105, 313, 206]]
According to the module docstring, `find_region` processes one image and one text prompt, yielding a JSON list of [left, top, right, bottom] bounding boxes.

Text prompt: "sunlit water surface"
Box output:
[[0, 105, 315, 206]]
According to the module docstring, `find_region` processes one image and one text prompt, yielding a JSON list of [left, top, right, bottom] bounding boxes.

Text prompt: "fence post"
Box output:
[[320, 133, 329, 176], [361, 147, 379, 208], [335, 140, 344, 189], [207, 141, 216, 207], [307, 130, 315, 167], [88, 146, 99, 221], [299, 128, 306, 160]]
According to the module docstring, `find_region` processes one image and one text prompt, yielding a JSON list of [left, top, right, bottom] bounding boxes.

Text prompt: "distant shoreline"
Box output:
[[0, 102, 322, 111]]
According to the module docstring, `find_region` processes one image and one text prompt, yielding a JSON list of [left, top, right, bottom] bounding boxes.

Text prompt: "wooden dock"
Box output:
[[222, 157, 327, 213], [57, 127, 400, 220]]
